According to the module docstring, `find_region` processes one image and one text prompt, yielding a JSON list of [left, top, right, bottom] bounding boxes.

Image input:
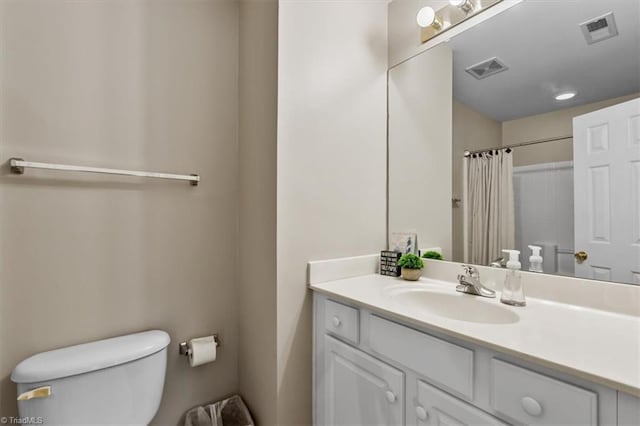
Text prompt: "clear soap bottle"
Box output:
[[528, 245, 543, 273], [501, 249, 526, 307]]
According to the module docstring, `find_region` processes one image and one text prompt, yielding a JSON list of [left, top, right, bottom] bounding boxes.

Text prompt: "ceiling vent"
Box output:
[[465, 57, 508, 80], [580, 12, 618, 45]]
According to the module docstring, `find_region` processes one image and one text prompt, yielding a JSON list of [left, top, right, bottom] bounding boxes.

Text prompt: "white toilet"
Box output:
[[11, 330, 170, 425]]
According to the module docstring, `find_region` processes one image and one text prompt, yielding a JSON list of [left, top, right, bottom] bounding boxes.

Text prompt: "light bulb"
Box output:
[[416, 6, 442, 30], [450, 0, 474, 13], [416, 7, 436, 28], [555, 92, 577, 101]]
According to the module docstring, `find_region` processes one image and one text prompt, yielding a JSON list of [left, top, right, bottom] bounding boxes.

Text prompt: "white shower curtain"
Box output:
[[467, 150, 515, 266]]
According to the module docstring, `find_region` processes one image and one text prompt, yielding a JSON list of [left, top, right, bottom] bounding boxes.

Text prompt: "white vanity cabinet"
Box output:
[[618, 393, 640, 426], [323, 336, 404, 425], [414, 380, 508, 425], [314, 293, 626, 426], [490, 359, 598, 425]]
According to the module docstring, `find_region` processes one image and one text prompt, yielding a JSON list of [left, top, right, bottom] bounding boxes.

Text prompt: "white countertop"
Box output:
[[310, 274, 640, 396]]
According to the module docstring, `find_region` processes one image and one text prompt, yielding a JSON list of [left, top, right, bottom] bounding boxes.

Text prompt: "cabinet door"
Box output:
[[324, 335, 404, 426], [619, 392, 640, 426], [490, 358, 598, 426], [415, 380, 506, 426]]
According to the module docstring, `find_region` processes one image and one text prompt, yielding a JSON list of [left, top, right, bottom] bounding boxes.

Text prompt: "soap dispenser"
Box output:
[[500, 249, 526, 307], [528, 245, 543, 273]]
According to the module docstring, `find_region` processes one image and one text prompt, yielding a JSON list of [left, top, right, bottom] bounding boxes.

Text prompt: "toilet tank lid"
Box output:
[[11, 330, 170, 384]]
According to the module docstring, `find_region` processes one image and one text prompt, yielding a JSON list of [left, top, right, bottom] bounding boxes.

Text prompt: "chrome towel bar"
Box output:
[[8, 157, 200, 186]]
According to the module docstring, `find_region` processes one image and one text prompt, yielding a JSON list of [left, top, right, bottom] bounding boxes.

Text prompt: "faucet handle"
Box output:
[[461, 264, 478, 276]]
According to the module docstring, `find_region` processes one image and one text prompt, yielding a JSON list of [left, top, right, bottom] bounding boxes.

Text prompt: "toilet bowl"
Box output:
[[11, 330, 170, 425]]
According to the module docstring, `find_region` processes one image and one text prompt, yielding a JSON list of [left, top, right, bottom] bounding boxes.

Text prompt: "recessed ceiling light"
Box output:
[[555, 92, 577, 101]]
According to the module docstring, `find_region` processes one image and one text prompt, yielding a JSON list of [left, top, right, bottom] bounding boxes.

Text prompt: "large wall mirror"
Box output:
[[389, 0, 640, 285]]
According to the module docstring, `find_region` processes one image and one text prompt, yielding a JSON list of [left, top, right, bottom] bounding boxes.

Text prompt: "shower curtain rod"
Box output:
[[463, 135, 573, 157]]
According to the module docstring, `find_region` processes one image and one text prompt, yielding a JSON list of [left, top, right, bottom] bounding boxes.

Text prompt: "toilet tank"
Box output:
[[11, 330, 170, 426]]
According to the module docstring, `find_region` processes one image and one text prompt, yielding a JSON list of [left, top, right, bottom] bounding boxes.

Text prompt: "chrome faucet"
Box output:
[[489, 256, 506, 268], [457, 265, 496, 298]]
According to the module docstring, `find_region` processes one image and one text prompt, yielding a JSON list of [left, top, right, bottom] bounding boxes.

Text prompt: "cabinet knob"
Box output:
[[385, 390, 396, 403], [521, 396, 543, 417], [415, 405, 429, 421], [332, 316, 341, 327]]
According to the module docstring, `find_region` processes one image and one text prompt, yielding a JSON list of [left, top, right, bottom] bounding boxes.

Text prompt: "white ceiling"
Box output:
[[448, 0, 640, 122]]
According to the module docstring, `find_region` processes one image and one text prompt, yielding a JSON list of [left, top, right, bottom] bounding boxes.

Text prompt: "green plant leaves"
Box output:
[[422, 251, 444, 260], [397, 253, 424, 269]]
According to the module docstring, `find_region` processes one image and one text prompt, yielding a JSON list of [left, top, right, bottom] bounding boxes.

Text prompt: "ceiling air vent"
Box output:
[[580, 12, 618, 45], [465, 57, 508, 80]]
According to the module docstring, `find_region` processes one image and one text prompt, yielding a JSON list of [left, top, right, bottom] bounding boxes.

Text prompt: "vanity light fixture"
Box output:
[[555, 92, 577, 101], [419, 0, 503, 44], [450, 0, 475, 13], [417, 6, 443, 30]]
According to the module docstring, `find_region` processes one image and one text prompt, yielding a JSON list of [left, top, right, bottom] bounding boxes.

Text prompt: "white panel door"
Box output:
[[573, 98, 640, 284], [323, 336, 404, 426]]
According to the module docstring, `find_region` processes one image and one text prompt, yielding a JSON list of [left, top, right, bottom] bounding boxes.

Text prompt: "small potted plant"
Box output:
[[422, 251, 444, 261], [397, 253, 424, 281]]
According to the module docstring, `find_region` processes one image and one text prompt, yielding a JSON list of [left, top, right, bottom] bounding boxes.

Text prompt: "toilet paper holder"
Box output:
[[178, 334, 220, 356]]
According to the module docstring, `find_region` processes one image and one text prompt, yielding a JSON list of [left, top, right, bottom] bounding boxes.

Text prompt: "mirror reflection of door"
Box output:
[[573, 98, 640, 284]]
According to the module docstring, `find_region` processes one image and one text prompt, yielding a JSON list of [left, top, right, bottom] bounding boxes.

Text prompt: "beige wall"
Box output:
[[451, 100, 501, 262], [503, 93, 640, 167], [388, 0, 440, 67], [388, 43, 453, 259], [0, 1, 239, 424], [0, 1, 401, 425], [237, 1, 278, 425], [277, 1, 388, 424]]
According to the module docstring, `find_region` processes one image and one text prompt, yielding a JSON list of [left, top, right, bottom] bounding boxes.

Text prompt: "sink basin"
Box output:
[[383, 285, 519, 324]]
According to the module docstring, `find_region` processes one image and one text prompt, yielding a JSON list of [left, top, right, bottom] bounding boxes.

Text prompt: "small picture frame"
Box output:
[[389, 232, 418, 255], [380, 251, 402, 277]]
